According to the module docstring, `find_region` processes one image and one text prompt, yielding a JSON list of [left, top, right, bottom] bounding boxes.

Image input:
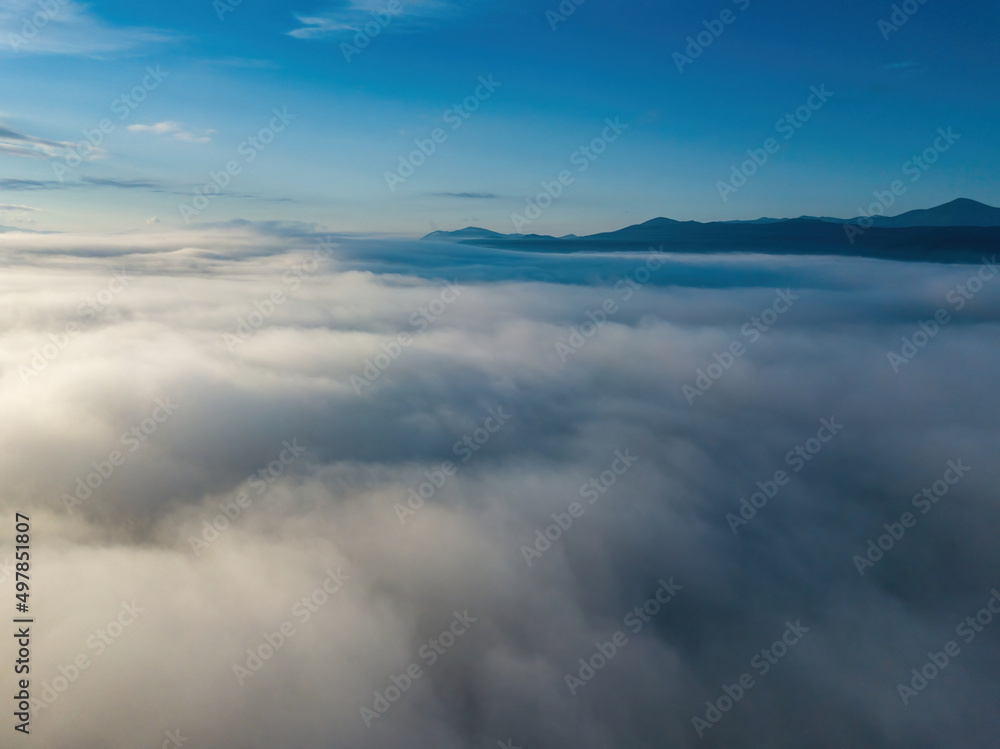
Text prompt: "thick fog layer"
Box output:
[[1, 223, 998, 748]]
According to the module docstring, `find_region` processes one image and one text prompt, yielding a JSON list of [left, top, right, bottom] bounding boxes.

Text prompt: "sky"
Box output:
[[1, 0, 999, 235], [2, 4, 1000, 746]]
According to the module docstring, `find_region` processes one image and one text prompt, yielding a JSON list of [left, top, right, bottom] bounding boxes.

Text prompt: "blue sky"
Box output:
[[1, 0, 998, 235]]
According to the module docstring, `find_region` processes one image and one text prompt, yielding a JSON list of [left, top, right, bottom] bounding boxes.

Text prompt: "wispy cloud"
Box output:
[[127, 121, 215, 144], [80, 177, 167, 190], [0, 177, 295, 213], [0, 203, 39, 211], [0, 176, 169, 192], [0, 179, 58, 191], [287, 0, 476, 39], [288, 15, 358, 38], [0, 123, 78, 159], [0, 0, 176, 56], [431, 192, 499, 199], [173, 131, 215, 144], [126, 121, 182, 136], [206, 57, 280, 70]]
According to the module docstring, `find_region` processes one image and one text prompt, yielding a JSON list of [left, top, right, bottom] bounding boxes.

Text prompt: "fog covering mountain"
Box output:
[[0, 221, 998, 748], [425, 199, 1000, 262]]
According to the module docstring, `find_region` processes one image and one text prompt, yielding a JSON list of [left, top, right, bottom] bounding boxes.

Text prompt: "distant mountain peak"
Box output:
[[861, 198, 1000, 228], [637, 217, 682, 227], [420, 198, 1000, 244], [422, 227, 555, 242], [942, 197, 988, 207], [423, 226, 512, 241]]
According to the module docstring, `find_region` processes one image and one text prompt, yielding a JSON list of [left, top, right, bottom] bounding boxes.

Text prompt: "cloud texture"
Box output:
[[0, 224, 998, 748]]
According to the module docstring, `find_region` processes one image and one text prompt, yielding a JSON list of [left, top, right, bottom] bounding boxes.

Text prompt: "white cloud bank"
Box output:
[[0, 224, 998, 748]]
